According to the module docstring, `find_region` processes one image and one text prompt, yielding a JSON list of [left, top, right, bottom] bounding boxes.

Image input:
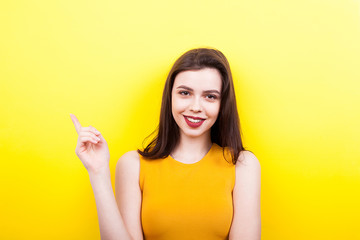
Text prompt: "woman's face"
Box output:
[[171, 68, 222, 140]]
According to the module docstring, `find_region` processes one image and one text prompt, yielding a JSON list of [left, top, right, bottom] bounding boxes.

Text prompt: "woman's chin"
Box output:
[[180, 129, 211, 139]]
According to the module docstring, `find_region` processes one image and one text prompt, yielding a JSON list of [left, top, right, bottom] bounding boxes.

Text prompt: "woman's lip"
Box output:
[[183, 115, 206, 128], [184, 115, 206, 120]]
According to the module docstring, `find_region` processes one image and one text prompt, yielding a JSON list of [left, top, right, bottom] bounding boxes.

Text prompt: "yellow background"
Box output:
[[1, 0, 359, 239]]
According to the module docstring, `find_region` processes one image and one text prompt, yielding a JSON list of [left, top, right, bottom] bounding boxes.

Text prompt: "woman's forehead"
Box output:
[[173, 68, 222, 91]]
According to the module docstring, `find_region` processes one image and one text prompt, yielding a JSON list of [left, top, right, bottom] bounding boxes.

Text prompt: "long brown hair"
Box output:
[[137, 48, 246, 164]]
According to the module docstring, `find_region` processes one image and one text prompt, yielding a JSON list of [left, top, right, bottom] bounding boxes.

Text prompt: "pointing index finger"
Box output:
[[70, 113, 82, 134]]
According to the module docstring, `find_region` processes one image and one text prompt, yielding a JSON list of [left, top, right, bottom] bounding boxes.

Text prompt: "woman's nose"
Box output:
[[190, 97, 202, 112]]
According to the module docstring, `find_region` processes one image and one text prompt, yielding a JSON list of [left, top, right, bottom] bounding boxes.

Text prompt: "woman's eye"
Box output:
[[180, 91, 190, 96], [206, 94, 217, 100]]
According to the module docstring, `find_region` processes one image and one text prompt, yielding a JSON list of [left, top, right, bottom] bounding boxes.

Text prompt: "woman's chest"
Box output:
[[140, 164, 235, 240]]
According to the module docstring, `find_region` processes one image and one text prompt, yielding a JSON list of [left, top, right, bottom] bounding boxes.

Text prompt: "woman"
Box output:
[[70, 48, 261, 240]]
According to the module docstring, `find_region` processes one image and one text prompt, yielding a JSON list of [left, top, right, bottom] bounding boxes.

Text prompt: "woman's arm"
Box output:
[[229, 151, 261, 240], [115, 151, 144, 240], [70, 114, 133, 240], [89, 167, 133, 240]]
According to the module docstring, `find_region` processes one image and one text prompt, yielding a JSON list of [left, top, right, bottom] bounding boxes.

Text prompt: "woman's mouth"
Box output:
[[183, 115, 206, 128]]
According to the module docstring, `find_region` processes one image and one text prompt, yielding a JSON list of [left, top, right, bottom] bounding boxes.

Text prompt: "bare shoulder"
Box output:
[[230, 150, 261, 239], [115, 151, 144, 240], [235, 150, 261, 179], [116, 150, 140, 176], [117, 150, 140, 164], [115, 150, 141, 196], [236, 150, 261, 169]]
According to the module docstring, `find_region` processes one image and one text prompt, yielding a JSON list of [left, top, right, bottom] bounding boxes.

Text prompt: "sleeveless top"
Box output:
[[139, 143, 236, 240]]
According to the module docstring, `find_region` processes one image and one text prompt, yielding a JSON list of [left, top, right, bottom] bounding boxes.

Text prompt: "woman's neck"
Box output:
[[171, 133, 213, 164]]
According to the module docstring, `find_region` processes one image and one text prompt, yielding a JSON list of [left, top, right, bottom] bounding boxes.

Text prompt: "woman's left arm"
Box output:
[[229, 151, 261, 240]]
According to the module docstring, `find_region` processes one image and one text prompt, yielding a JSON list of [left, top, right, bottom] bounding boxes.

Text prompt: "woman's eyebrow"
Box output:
[[177, 85, 221, 95], [204, 90, 221, 95], [176, 85, 193, 91]]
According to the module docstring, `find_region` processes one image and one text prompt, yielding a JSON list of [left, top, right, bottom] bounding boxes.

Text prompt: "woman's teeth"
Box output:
[[186, 117, 202, 123]]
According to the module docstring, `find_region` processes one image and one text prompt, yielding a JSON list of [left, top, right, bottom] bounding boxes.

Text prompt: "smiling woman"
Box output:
[[171, 68, 222, 140], [139, 48, 246, 165], [71, 48, 261, 240]]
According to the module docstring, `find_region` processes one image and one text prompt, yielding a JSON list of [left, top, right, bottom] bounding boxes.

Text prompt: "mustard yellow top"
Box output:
[[139, 143, 236, 240]]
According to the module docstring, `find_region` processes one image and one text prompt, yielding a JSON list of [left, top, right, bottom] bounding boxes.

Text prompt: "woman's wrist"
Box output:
[[88, 165, 111, 179], [88, 166, 113, 195]]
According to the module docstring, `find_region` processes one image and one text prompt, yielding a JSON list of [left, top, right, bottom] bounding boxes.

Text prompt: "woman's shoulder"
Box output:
[[120, 150, 140, 159], [236, 150, 261, 169], [116, 150, 140, 172]]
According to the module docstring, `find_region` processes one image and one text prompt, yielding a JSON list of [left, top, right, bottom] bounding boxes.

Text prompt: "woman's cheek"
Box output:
[[207, 102, 221, 114]]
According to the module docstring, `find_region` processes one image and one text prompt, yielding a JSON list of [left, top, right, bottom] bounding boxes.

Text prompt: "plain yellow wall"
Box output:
[[1, 0, 359, 239]]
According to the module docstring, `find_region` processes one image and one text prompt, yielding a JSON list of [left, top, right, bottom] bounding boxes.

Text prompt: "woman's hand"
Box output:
[[70, 114, 110, 174]]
